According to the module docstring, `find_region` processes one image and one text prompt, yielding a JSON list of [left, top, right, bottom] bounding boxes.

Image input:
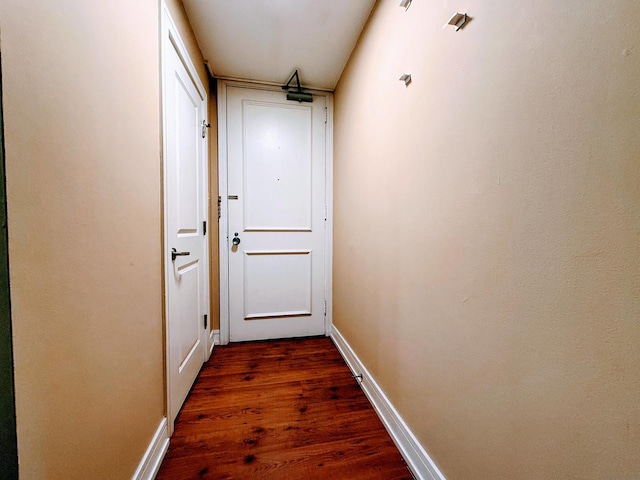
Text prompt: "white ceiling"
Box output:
[[182, 0, 376, 91]]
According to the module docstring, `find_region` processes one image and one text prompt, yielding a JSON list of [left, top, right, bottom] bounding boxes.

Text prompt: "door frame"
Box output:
[[217, 80, 333, 345], [160, 3, 211, 434]]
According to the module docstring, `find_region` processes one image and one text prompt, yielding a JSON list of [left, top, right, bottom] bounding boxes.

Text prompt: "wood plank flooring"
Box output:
[[156, 337, 413, 480]]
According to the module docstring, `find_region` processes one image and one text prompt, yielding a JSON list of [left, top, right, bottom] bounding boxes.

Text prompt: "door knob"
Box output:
[[232, 233, 241, 245], [171, 247, 190, 261]]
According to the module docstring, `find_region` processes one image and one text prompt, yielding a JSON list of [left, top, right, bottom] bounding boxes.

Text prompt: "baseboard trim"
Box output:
[[132, 417, 169, 480], [330, 326, 446, 480], [213, 329, 220, 346]]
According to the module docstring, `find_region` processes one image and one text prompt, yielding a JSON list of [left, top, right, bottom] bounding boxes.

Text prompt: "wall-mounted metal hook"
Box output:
[[202, 120, 211, 138]]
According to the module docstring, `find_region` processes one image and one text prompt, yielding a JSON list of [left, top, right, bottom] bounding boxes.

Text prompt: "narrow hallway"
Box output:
[[157, 337, 412, 479]]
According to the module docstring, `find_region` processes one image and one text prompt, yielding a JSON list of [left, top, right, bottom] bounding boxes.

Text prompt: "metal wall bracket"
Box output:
[[448, 12, 469, 31], [399, 73, 412, 86]]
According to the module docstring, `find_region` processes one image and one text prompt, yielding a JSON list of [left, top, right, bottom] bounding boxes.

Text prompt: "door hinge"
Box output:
[[203, 220, 207, 235], [204, 314, 208, 329], [324, 107, 327, 124], [217, 196, 222, 220], [324, 300, 327, 316], [324, 205, 328, 221]]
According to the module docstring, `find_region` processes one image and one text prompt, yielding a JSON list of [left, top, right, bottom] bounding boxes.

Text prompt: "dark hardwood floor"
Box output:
[[156, 336, 413, 479]]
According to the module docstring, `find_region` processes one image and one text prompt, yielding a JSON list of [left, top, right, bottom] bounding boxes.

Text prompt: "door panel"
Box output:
[[227, 87, 326, 342], [244, 250, 312, 318], [163, 30, 208, 427], [175, 75, 200, 234], [175, 260, 200, 371], [244, 102, 312, 231]]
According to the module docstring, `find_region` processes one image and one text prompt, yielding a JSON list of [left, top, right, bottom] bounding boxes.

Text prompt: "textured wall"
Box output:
[[0, 1, 164, 477], [333, 1, 640, 478]]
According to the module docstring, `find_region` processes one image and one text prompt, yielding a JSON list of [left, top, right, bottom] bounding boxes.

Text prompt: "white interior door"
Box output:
[[226, 86, 327, 342], [162, 8, 209, 429]]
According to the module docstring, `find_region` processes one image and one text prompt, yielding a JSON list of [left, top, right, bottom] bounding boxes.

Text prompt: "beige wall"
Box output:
[[334, 1, 640, 479], [0, 1, 166, 477]]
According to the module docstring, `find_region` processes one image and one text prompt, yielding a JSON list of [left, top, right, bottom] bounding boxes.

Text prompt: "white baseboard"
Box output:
[[132, 417, 169, 480], [330, 326, 446, 480], [207, 329, 220, 358]]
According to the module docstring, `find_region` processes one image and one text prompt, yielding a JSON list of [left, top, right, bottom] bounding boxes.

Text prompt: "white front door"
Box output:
[[162, 8, 209, 428], [225, 86, 328, 342]]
